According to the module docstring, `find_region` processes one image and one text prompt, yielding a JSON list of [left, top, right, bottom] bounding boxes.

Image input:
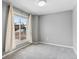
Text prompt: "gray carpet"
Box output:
[[3, 44, 76, 59]]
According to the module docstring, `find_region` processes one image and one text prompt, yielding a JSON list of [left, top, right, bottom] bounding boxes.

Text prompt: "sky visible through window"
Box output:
[[13, 15, 28, 25]]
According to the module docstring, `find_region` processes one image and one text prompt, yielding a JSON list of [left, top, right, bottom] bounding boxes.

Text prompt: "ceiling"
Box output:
[[3, 0, 76, 15]]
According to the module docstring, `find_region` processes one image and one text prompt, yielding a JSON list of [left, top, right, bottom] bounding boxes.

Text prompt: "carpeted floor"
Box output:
[[3, 43, 76, 59]]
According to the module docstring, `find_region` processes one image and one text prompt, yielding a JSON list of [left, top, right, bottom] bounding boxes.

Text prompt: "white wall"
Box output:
[[72, 6, 77, 53], [2, 1, 8, 52], [32, 15, 38, 42], [38, 11, 73, 46]]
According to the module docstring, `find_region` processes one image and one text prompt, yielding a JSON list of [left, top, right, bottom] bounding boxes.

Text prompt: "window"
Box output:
[[5, 7, 32, 52], [13, 13, 28, 46]]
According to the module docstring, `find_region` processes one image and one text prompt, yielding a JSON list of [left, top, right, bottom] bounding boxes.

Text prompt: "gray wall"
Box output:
[[32, 15, 38, 42], [72, 6, 77, 53], [2, 1, 8, 52], [38, 11, 73, 46]]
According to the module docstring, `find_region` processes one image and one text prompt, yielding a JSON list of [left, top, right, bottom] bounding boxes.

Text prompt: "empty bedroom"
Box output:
[[2, 0, 77, 59]]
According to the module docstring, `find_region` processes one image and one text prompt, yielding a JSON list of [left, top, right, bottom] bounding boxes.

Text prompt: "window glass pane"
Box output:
[[13, 15, 28, 46], [13, 15, 28, 25]]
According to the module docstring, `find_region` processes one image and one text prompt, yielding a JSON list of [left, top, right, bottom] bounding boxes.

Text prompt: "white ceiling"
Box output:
[[3, 0, 76, 15]]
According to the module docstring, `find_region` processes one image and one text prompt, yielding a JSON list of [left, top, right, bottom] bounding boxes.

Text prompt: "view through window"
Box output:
[[13, 15, 28, 46]]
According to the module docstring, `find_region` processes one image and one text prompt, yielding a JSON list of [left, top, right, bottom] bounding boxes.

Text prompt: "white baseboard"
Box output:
[[38, 42, 77, 55], [38, 42, 73, 49], [32, 42, 39, 44], [32, 42, 77, 55]]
